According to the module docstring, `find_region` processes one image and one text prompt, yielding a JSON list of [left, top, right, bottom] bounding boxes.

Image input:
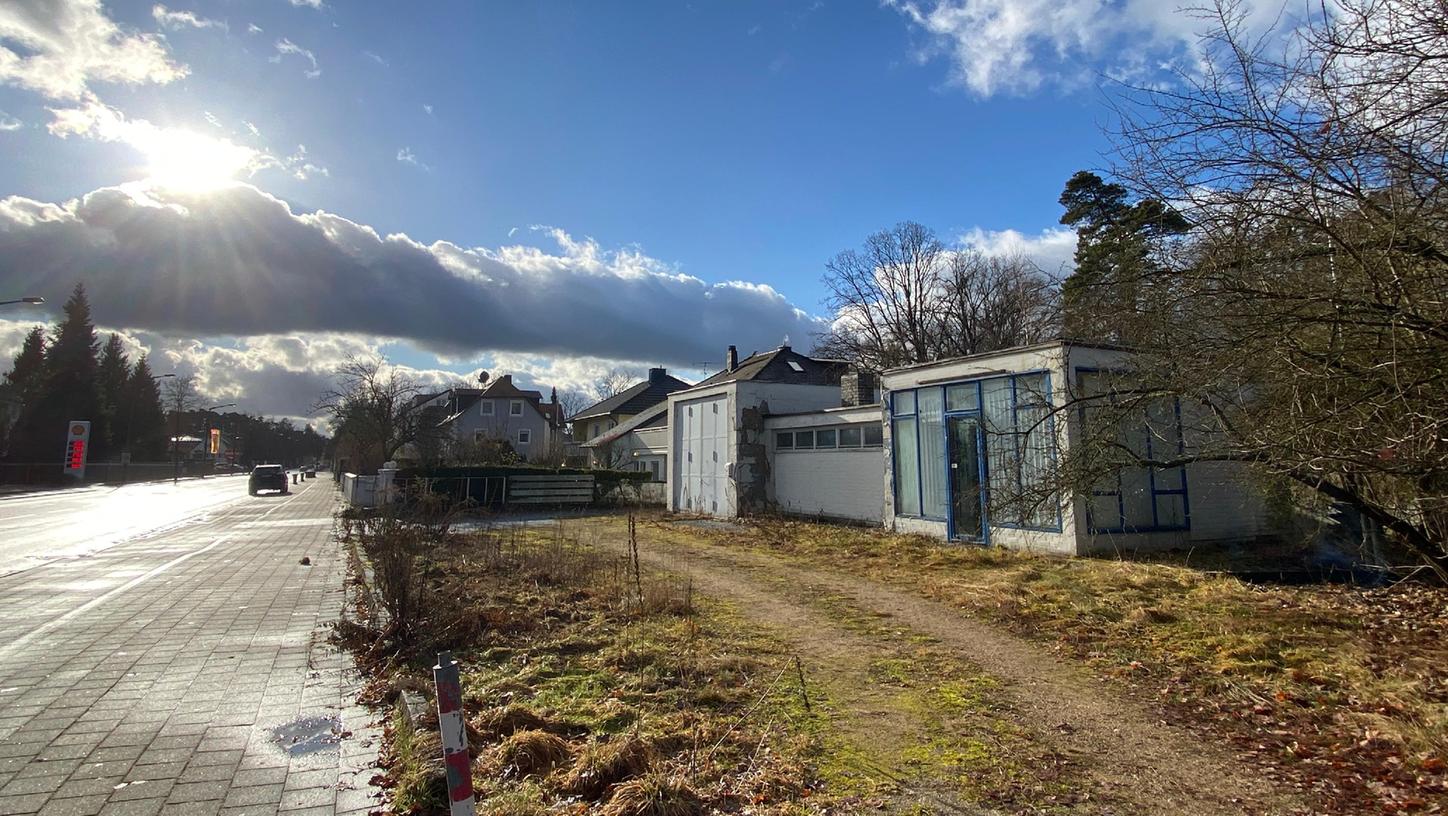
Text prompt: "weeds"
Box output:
[[345, 510, 821, 815]]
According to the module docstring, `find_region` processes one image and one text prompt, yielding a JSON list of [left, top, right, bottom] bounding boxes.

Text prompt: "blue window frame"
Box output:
[[889, 372, 1062, 535], [1075, 367, 1192, 534]]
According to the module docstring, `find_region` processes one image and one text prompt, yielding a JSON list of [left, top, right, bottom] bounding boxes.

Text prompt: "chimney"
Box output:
[[550, 386, 557, 403], [499, 374, 512, 386], [840, 369, 877, 407], [648, 367, 666, 383], [726, 345, 738, 372]]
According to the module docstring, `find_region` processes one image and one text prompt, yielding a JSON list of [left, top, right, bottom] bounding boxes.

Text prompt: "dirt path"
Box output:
[[572, 518, 1309, 816]]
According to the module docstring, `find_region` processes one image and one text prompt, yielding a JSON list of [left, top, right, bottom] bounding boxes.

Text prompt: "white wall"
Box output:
[[765, 405, 885, 524], [771, 448, 884, 523]]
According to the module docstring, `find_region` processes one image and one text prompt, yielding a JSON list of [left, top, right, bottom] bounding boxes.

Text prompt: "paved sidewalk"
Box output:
[[0, 479, 382, 816]]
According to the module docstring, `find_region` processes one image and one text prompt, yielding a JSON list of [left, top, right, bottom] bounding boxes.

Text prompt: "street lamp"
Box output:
[[122, 372, 174, 484], [0, 296, 44, 307]]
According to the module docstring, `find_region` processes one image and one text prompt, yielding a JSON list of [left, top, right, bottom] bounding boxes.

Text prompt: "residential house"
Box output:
[[581, 401, 670, 480], [413, 374, 568, 463], [573, 367, 690, 469]]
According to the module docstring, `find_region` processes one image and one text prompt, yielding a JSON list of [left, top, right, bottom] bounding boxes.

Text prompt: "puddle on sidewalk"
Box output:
[[268, 714, 343, 757]]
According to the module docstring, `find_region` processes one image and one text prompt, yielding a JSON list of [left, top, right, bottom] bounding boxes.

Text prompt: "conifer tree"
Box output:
[[125, 355, 168, 460], [96, 333, 130, 459]]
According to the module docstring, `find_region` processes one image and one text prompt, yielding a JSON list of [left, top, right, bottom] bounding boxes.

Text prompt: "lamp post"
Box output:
[[201, 403, 236, 478], [0, 297, 44, 307], [122, 372, 174, 484]]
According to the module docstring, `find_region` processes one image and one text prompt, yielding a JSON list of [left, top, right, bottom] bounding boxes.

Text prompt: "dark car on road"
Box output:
[[248, 464, 289, 496]]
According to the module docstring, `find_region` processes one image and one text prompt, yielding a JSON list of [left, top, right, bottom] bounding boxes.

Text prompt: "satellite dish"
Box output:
[[478, 371, 490, 386]]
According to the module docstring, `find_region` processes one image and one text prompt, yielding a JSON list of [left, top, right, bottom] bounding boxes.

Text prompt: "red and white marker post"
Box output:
[[433, 651, 475, 816]]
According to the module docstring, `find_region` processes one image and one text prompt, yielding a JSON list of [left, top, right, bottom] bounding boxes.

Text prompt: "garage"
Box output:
[[673, 394, 728, 516]]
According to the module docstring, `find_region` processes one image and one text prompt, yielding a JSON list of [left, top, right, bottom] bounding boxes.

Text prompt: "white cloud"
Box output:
[[0, 110, 21, 131], [246, 22, 263, 34], [959, 225, 1076, 275], [362, 50, 387, 67], [151, 5, 227, 32], [396, 147, 429, 171], [422, 103, 433, 116], [44, 100, 325, 186], [282, 143, 327, 180], [0, 182, 826, 371], [270, 37, 319, 78], [288, 0, 324, 9], [884, 0, 1290, 97], [243, 120, 260, 137], [0, 0, 187, 100]]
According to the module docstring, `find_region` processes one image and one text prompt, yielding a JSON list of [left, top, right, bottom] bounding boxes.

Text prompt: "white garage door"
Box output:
[[674, 395, 727, 516]]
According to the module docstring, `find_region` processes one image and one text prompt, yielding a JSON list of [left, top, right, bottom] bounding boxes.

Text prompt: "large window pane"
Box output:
[[816, 429, 837, 449], [839, 426, 862, 447], [893, 418, 920, 516], [980, 377, 1019, 525], [918, 388, 946, 519], [863, 425, 883, 447], [795, 430, 814, 450], [776, 431, 793, 450]]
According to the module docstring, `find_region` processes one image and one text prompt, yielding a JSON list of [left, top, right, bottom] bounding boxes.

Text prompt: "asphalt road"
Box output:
[[0, 475, 381, 815], [0, 475, 258, 578]]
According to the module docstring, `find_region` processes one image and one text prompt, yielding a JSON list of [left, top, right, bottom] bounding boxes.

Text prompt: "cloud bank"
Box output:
[[0, 182, 824, 370]]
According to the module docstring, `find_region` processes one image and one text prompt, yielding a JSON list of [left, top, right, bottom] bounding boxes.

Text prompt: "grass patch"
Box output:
[[344, 516, 825, 814], [618, 513, 1448, 814]]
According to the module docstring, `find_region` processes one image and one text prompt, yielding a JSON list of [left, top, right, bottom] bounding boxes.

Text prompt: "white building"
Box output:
[[664, 344, 851, 517], [880, 340, 1272, 555]]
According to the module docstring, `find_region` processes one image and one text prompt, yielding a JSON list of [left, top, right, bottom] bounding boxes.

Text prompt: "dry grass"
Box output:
[[487, 729, 572, 780], [627, 513, 1448, 814], [600, 771, 706, 816], [561, 735, 659, 798], [351, 515, 823, 815]]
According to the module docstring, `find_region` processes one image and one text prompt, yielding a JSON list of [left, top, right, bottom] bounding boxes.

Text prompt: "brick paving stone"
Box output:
[[0, 482, 383, 815]]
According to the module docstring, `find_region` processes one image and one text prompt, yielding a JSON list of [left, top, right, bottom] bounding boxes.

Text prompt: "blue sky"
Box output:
[[0, 0, 1265, 419]]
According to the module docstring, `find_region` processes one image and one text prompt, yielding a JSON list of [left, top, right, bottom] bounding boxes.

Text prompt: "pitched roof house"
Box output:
[[573, 368, 690, 467], [413, 374, 568, 463]]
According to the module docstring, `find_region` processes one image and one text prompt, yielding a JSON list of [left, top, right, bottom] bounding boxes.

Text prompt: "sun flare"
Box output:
[[136, 127, 254, 192]]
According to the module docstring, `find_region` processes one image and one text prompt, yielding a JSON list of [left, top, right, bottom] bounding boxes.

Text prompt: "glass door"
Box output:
[[947, 415, 987, 541]]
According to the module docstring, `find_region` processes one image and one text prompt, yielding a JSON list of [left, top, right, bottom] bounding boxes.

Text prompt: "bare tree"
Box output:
[[163, 375, 201, 481], [592, 368, 636, 401], [816, 222, 1063, 370], [938, 250, 1061, 357], [815, 221, 951, 370], [555, 388, 592, 422], [313, 354, 422, 474], [1071, 0, 1448, 577]]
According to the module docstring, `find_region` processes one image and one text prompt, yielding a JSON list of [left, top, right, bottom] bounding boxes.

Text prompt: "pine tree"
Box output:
[[23, 283, 101, 462], [96, 333, 130, 460], [1, 326, 46, 459], [1058, 171, 1189, 343], [125, 356, 168, 460]]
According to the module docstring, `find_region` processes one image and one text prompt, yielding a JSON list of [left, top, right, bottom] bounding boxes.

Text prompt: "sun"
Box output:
[[136, 126, 254, 192]]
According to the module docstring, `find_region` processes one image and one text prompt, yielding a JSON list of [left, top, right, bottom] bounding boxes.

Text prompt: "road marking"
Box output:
[[0, 486, 318, 663]]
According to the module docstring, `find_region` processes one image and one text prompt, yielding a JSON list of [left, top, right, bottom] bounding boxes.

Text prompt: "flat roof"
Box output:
[[880, 338, 1132, 376]]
